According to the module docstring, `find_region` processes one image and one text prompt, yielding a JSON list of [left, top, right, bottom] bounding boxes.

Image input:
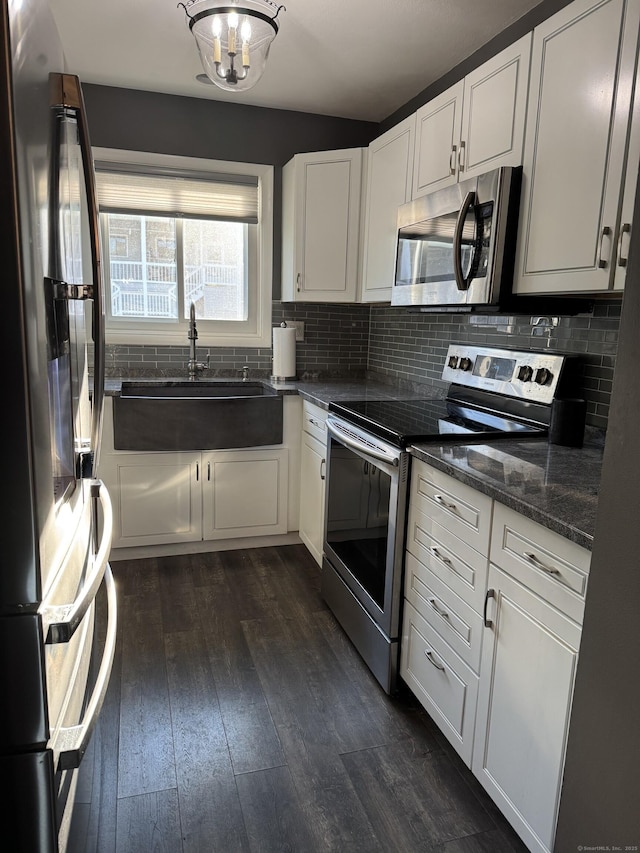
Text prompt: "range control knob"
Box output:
[[459, 357, 473, 372], [448, 356, 459, 369], [517, 365, 533, 382], [534, 367, 553, 386]]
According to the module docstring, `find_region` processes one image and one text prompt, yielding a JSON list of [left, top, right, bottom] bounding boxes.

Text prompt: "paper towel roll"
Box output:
[[272, 324, 296, 379]]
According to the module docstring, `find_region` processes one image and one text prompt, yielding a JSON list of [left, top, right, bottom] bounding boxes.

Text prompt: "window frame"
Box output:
[[93, 148, 274, 348]]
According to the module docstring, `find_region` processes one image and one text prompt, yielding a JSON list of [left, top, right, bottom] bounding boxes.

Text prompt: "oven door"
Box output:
[[323, 417, 407, 639]]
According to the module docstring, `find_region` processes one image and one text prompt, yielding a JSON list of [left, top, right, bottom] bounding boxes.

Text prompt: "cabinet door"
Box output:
[[514, 0, 640, 295], [106, 451, 202, 547], [460, 33, 531, 180], [473, 565, 582, 853], [360, 115, 415, 302], [202, 449, 288, 540], [282, 149, 363, 302], [412, 81, 464, 198], [298, 431, 326, 565]]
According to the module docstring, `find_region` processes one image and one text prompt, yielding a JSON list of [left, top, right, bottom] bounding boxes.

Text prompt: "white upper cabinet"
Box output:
[[281, 148, 363, 302], [514, 0, 640, 295], [412, 34, 532, 198], [360, 115, 416, 303]]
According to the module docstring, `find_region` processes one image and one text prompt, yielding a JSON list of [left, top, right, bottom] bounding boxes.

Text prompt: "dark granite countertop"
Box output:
[[409, 437, 603, 550], [104, 376, 443, 405], [103, 375, 601, 549]]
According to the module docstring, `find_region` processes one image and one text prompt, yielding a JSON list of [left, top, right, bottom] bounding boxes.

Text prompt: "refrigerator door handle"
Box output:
[[50, 73, 106, 478], [41, 480, 113, 644], [54, 560, 118, 771]]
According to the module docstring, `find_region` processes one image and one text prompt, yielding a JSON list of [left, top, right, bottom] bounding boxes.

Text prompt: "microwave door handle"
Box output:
[[51, 74, 107, 478], [453, 190, 476, 291]]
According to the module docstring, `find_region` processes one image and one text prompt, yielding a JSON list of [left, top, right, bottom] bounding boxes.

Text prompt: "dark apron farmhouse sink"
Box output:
[[113, 381, 283, 451]]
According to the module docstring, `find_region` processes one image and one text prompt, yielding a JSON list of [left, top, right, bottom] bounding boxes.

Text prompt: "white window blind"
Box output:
[[95, 167, 259, 223]]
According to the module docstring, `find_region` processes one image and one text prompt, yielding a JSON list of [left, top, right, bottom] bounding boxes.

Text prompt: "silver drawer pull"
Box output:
[[430, 545, 453, 567], [434, 493, 456, 511], [424, 648, 446, 671], [524, 551, 560, 576], [428, 597, 450, 621]]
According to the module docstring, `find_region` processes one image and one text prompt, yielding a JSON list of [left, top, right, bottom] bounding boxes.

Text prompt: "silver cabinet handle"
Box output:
[[55, 561, 118, 771], [430, 545, 453, 567], [296, 272, 302, 292], [207, 461, 211, 481], [523, 551, 560, 576], [449, 144, 457, 175], [434, 493, 457, 512], [41, 480, 113, 644], [428, 597, 450, 621], [483, 588, 495, 628], [320, 458, 326, 481], [597, 225, 612, 269], [196, 462, 199, 481], [424, 648, 446, 671], [458, 140, 466, 172], [617, 222, 631, 268]]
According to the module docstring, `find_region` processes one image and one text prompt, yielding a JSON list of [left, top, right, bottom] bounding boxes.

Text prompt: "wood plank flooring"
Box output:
[[68, 544, 527, 853]]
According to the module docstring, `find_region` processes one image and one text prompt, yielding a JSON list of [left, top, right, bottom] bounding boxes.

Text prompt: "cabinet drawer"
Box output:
[[302, 401, 327, 443], [400, 600, 478, 767], [411, 459, 492, 554], [404, 552, 484, 672], [490, 502, 591, 624], [406, 502, 489, 612]]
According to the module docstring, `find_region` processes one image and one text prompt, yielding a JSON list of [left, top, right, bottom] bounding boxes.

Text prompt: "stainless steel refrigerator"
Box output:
[[0, 0, 116, 850]]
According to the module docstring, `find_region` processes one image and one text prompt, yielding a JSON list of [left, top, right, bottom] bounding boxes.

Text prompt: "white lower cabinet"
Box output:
[[472, 564, 581, 853], [101, 447, 288, 548], [107, 451, 202, 546], [298, 401, 328, 565], [401, 460, 591, 853]]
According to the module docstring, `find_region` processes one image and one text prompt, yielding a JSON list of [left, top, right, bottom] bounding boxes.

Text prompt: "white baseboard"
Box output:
[[108, 531, 303, 561]]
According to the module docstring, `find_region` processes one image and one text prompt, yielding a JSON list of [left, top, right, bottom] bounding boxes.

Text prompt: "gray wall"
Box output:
[[83, 84, 377, 299]]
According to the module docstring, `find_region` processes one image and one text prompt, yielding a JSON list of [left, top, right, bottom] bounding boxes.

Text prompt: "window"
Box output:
[[93, 149, 273, 347]]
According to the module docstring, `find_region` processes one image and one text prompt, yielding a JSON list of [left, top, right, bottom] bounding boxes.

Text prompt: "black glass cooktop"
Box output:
[[328, 398, 547, 448]]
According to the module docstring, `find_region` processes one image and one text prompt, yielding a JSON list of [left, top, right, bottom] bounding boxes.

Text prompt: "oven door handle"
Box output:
[[327, 418, 400, 467]]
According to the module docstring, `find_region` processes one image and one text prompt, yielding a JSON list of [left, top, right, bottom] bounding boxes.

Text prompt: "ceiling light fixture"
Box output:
[[178, 0, 285, 93]]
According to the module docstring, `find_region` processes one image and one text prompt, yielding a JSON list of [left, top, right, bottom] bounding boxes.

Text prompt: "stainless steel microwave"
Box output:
[[392, 166, 521, 311]]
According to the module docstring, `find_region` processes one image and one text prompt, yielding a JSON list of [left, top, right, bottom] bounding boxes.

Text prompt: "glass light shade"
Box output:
[[184, 1, 282, 93]]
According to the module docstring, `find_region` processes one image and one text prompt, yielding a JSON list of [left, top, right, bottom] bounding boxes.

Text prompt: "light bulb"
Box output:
[[228, 12, 239, 29], [212, 15, 221, 37], [241, 19, 251, 43]]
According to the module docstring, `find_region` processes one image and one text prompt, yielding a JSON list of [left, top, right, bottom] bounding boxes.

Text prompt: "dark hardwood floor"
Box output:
[[69, 544, 527, 852]]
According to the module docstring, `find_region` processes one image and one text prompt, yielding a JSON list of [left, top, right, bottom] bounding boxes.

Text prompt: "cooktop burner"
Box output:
[[328, 397, 547, 448]]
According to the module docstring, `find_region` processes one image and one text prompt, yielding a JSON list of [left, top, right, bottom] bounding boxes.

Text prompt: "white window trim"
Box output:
[[93, 147, 274, 348]]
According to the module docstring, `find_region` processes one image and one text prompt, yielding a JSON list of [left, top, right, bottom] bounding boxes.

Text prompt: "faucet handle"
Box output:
[[242, 365, 249, 381]]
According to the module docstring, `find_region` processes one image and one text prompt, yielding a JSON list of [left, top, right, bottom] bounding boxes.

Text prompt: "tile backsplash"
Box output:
[[103, 299, 620, 430], [368, 300, 620, 430]]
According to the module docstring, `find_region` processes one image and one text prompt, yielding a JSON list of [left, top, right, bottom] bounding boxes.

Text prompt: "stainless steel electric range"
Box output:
[[321, 344, 581, 693]]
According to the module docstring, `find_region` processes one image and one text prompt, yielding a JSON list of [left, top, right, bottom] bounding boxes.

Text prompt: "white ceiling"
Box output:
[[49, 0, 544, 123]]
